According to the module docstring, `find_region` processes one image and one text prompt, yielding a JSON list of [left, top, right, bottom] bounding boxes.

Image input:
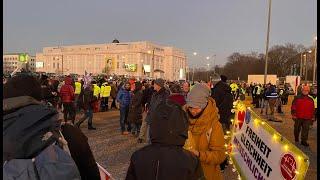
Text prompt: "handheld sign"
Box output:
[[229, 101, 309, 180], [97, 162, 113, 180]]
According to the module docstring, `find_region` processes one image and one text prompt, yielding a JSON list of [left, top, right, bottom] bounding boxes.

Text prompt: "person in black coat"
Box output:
[[61, 121, 100, 180], [126, 100, 204, 180], [211, 75, 234, 133]]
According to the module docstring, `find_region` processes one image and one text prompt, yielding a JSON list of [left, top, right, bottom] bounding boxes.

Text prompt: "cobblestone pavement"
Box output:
[[80, 95, 316, 180]]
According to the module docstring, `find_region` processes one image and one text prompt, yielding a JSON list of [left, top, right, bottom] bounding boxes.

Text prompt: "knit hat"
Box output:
[[154, 78, 165, 88], [3, 74, 42, 101], [186, 83, 211, 109]]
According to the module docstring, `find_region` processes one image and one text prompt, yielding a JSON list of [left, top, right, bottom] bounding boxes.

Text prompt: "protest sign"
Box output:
[[229, 101, 309, 180]]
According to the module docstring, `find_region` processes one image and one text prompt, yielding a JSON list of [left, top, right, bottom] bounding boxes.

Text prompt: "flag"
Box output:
[[83, 71, 93, 88], [96, 163, 112, 180]]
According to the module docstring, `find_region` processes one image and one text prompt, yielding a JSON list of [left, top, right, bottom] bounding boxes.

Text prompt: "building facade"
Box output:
[[36, 41, 187, 81], [3, 53, 36, 74]]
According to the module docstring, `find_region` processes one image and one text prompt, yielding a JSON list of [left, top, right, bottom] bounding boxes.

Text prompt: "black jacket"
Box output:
[[126, 100, 204, 180], [61, 124, 100, 180], [145, 87, 170, 125], [211, 81, 233, 124], [142, 86, 155, 109]]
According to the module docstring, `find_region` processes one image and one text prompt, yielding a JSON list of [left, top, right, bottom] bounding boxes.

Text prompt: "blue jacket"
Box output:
[[117, 87, 131, 108], [266, 86, 278, 99]]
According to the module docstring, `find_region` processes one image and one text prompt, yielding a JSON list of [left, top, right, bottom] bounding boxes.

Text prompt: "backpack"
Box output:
[[3, 131, 81, 180], [3, 105, 81, 180]]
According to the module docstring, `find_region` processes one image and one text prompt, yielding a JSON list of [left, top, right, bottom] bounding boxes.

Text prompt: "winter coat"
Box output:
[[110, 84, 117, 98], [117, 87, 131, 108], [142, 86, 155, 109], [211, 81, 234, 125], [168, 94, 186, 106], [145, 87, 170, 125], [126, 100, 205, 180], [291, 95, 315, 120], [61, 123, 100, 180], [3, 96, 60, 162], [128, 90, 144, 124], [60, 77, 75, 103], [79, 86, 94, 110], [186, 97, 226, 180]]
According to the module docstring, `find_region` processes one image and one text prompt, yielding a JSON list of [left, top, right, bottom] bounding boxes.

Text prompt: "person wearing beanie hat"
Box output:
[[154, 78, 165, 88], [291, 84, 315, 147], [185, 83, 226, 180], [126, 100, 205, 180]]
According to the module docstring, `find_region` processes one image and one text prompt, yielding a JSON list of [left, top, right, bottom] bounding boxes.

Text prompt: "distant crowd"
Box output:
[[3, 72, 317, 180]]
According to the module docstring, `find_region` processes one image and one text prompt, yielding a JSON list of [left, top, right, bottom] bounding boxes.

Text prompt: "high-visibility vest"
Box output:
[[100, 83, 111, 98], [230, 83, 238, 92], [255, 86, 261, 95], [309, 95, 317, 109], [93, 84, 100, 98], [75, 82, 82, 95]]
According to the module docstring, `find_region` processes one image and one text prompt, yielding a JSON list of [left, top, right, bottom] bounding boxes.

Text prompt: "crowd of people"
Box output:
[[3, 72, 317, 180]]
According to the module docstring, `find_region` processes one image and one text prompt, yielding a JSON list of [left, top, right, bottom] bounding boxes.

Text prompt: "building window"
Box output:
[[117, 62, 119, 69], [53, 63, 55, 68], [57, 63, 59, 69]]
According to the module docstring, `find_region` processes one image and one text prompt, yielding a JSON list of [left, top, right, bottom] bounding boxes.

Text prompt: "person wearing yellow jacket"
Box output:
[[74, 78, 82, 112], [100, 81, 111, 111], [184, 83, 226, 180], [92, 81, 100, 113]]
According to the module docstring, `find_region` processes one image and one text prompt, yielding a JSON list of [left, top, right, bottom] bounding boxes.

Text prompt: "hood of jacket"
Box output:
[[64, 76, 73, 85], [3, 96, 60, 161], [187, 97, 220, 135], [213, 81, 231, 93], [150, 100, 188, 146], [168, 94, 186, 106]]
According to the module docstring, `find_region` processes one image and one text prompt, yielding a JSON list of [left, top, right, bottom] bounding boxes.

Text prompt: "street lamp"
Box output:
[[264, 0, 272, 85], [313, 36, 317, 84], [193, 52, 197, 56]]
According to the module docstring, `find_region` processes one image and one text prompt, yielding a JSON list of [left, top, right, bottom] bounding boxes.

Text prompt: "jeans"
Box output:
[[77, 107, 93, 127], [101, 97, 109, 111], [260, 99, 269, 114], [294, 119, 312, 143], [120, 106, 131, 132], [138, 111, 148, 140]]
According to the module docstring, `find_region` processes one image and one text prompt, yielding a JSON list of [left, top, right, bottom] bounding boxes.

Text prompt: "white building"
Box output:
[[36, 40, 187, 81]]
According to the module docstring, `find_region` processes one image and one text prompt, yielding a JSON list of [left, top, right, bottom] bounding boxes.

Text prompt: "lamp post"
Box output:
[[313, 36, 317, 84], [305, 50, 312, 81], [148, 49, 155, 79], [206, 64, 210, 82], [264, 0, 272, 85]]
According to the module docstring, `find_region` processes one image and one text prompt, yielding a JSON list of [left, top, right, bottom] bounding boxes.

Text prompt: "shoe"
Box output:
[[122, 131, 129, 135], [301, 142, 309, 147], [88, 126, 96, 130]]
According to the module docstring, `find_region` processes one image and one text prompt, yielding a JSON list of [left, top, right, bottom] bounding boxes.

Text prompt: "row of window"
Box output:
[[4, 57, 18, 61], [3, 61, 18, 65]]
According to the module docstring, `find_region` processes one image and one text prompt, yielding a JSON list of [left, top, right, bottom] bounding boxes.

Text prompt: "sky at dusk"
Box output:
[[4, 0, 317, 68]]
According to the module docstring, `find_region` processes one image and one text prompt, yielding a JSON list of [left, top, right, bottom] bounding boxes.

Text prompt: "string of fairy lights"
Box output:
[[225, 100, 309, 180]]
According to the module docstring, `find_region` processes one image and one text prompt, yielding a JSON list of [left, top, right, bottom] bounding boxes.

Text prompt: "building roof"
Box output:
[[112, 39, 120, 43]]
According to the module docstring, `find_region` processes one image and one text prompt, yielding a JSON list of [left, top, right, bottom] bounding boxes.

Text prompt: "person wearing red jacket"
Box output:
[[291, 85, 315, 147], [60, 76, 76, 123]]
